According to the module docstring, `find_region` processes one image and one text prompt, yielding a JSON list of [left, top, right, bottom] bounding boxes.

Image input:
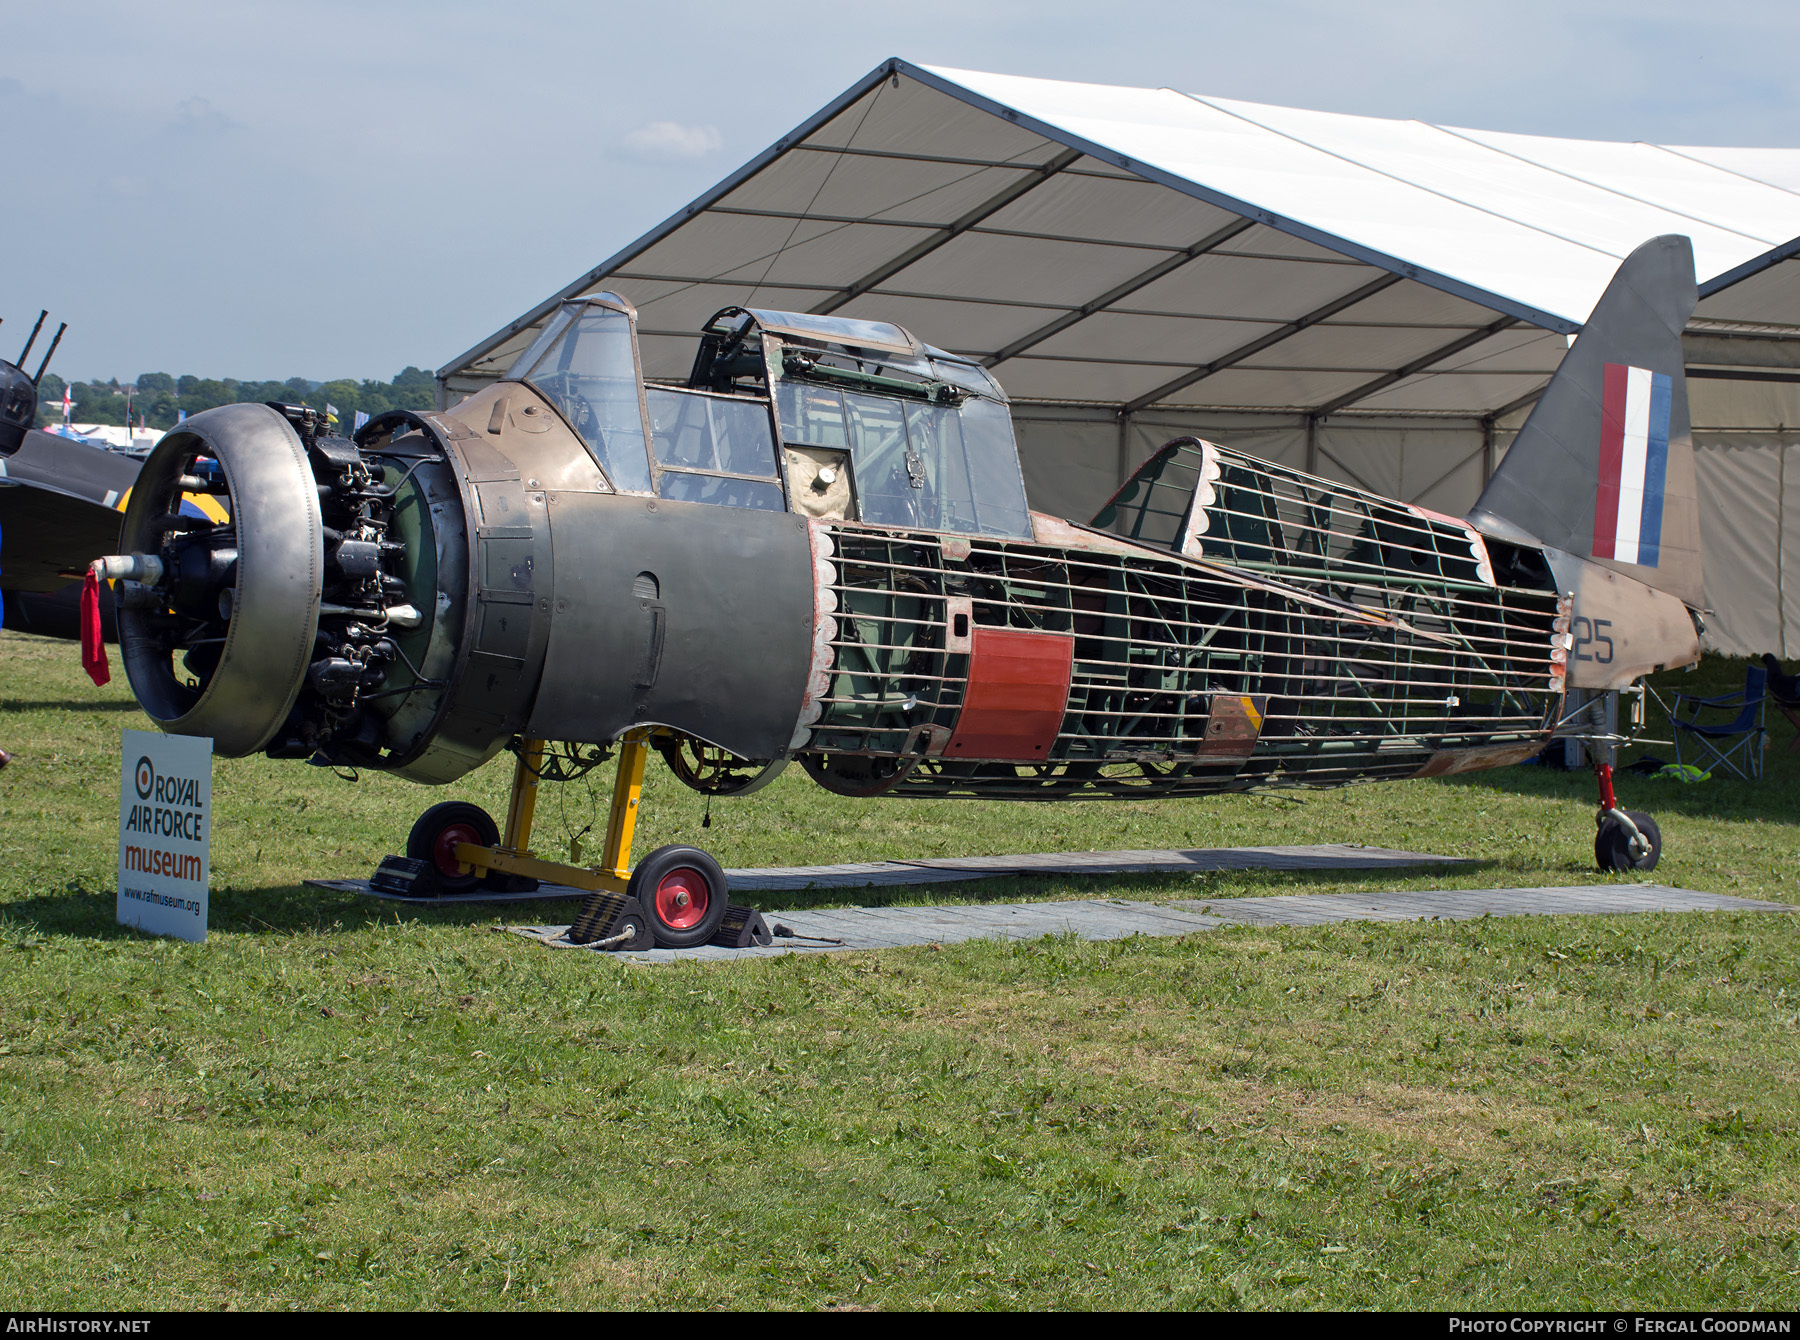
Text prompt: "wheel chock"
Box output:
[[370, 854, 442, 900], [566, 890, 655, 951], [710, 905, 773, 948]]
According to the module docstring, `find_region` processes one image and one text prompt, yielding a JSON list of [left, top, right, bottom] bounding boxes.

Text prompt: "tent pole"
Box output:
[[1117, 409, 1133, 485], [1305, 413, 1319, 475], [1481, 415, 1497, 483], [1779, 442, 1789, 658]]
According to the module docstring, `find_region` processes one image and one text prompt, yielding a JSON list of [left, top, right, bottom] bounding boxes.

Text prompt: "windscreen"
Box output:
[[520, 306, 653, 493]]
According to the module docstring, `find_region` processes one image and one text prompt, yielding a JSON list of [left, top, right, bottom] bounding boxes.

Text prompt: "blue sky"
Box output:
[[3, 0, 1797, 383]]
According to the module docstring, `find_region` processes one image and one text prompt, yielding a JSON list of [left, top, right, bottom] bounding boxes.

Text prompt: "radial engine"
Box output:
[[104, 400, 498, 780]]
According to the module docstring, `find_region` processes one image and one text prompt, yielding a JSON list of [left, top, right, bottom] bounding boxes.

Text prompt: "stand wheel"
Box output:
[[628, 845, 729, 948], [1596, 810, 1661, 873], [407, 802, 500, 894]]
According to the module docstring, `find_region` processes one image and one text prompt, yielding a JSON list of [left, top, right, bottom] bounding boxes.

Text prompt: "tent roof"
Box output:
[[441, 59, 1800, 419]]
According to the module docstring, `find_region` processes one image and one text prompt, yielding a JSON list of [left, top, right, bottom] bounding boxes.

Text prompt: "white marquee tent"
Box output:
[[441, 59, 1800, 656]]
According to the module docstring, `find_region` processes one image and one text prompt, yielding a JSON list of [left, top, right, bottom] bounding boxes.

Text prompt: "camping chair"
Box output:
[[1671, 665, 1768, 780]]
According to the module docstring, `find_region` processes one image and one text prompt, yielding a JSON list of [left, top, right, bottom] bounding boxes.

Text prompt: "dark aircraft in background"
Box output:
[[0, 312, 137, 640], [96, 236, 1703, 947], [0, 313, 232, 641]]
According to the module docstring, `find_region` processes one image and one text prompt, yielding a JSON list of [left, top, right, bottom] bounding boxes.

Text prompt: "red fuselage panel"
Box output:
[[945, 627, 1074, 761]]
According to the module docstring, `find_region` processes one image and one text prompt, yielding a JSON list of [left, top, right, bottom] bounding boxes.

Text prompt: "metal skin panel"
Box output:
[[1196, 694, 1265, 759], [380, 385, 581, 783], [943, 627, 1075, 762], [527, 493, 815, 761], [1543, 546, 1700, 690], [448, 380, 625, 495]]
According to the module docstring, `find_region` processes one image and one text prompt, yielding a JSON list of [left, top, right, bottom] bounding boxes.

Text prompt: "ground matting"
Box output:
[[508, 884, 1791, 963], [310, 842, 1470, 907]]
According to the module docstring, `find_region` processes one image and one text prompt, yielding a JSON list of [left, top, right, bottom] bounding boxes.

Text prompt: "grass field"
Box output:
[[1, 628, 1796, 1309]]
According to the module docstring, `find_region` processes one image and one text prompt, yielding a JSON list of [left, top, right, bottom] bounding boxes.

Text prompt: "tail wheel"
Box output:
[[799, 752, 917, 797], [628, 845, 729, 948], [1596, 809, 1661, 873], [656, 736, 788, 796], [407, 801, 499, 894]]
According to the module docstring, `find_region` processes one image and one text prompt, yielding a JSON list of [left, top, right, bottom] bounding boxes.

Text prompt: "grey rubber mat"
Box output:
[[507, 884, 1791, 963], [729, 843, 1467, 891], [313, 842, 1468, 907]]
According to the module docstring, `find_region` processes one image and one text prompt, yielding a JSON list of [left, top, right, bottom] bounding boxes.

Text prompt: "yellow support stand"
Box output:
[[501, 737, 546, 853], [598, 732, 650, 881], [454, 732, 653, 895]]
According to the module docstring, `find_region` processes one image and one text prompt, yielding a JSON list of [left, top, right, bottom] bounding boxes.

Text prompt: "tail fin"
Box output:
[[1468, 234, 1700, 608]]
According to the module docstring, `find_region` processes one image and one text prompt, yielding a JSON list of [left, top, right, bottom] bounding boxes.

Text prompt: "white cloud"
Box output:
[[616, 120, 723, 161]]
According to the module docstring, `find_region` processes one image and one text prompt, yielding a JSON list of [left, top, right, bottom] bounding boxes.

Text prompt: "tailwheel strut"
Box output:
[[1592, 762, 1661, 873]]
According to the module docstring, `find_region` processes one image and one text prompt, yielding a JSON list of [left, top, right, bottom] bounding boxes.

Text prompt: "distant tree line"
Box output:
[[33, 367, 438, 430]]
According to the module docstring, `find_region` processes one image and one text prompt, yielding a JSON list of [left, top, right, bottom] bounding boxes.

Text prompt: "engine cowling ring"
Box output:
[[117, 403, 323, 757]]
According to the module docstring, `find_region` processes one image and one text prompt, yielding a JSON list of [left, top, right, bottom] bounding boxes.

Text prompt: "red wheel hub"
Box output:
[[432, 822, 482, 877], [653, 868, 710, 930]]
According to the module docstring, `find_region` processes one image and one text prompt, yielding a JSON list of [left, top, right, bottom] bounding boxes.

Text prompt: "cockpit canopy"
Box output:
[[0, 360, 38, 455], [688, 307, 1006, 402], [506, 298, 1032, 539]]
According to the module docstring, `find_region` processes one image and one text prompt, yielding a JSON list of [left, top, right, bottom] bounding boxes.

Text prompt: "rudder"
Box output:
[[1467, 235, 1701, 608]]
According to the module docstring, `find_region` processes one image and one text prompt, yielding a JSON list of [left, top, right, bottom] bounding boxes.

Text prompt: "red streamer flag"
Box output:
[[81, 568, 110, 686]]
